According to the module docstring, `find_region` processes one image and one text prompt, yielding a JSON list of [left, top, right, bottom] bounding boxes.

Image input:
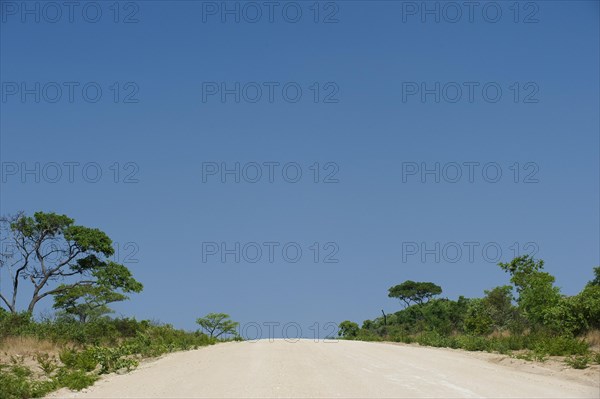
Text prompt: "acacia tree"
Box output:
[[0, 212, 142, 314], [53, 284, 127, 323], [388, 281, 442, 308], [196, 313, 239, 338]]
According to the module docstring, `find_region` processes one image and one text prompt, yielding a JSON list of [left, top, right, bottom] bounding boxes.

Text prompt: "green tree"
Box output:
[[0, 212, 142, 314], [549, 268, 600, 335], [482, 285, 515, 331], [196, 313, 238, 338], [463, 287, 516, 335], [498, 256, 561, 329], [543, 296, 587, 336], [589, 266, 600, 287], [388, 281, 442, 307], [464, 298, 493, 335], [338, 321, 359, 338], [53, 273, 142, 323], [575, 284, 600, 330], [418, 298, 470, 335], [362, 319, 374, 330]]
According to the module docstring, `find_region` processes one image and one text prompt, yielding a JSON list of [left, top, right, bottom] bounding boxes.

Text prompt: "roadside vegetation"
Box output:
[[0, 212, 239, 398], [0, 313, 220, 398], [338, 256, 600, 370]]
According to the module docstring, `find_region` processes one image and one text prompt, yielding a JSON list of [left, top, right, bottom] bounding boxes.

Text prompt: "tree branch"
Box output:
[[28, 280, 95, 312], [0, 292, 14, 312]]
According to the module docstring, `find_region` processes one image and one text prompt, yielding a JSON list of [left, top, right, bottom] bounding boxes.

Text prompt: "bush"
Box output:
[[514, 351, 547, 362], [0, 316, 216, 397], [352, 328, 590, 359], [55, 369, 97, 390], [0, 312, 34, 338], [338, 321, 359, 338], [415, 331, 458, 348], [0, 364, 58, 399], [389, 334, 415, 344], [455, 335, 489, 351], [355, 329, 383, 342], [35, 353, 58, 375], [89, 346, 138, 374], [565, 355, 590, 369], [0, 367, 37, 399], [59, 349, 98, 372], [463, 299, 493, 335], [532, 336, 589, 356]]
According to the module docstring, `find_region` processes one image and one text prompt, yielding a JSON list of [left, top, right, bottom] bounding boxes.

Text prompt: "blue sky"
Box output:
[[1, 1, 598, 338]]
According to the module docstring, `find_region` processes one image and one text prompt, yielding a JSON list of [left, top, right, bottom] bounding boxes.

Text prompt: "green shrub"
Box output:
[[29, 379, 59, 398], [55, 369, 97, 390], [455, 335, 489, 351], [514, 351, 547, 362], [416, 331, 455, 348], [532, 336, 589, 356], [355, 329, 383, 342], [390, 334, 415, 344], [0, 366, 35, 399], [0, 312, 34, 339], [565, 355, 590, 369], [0, 316, 216, 398], [59, 348, 98, 372], [353, 329, 590, 359], [514, 352, 533, 361], [90, 346, 138, 374], [9, 363, 32, 379], [0, 364, 58, 399], [464, 299, 494, 335], [35, 353, 58, 375]]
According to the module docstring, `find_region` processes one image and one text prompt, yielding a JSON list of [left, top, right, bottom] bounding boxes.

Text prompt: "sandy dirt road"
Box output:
[[49, 339, 599, 398]]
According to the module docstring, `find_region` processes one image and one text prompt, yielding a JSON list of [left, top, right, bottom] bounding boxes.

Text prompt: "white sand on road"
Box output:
[[48, 339, 599, 398]]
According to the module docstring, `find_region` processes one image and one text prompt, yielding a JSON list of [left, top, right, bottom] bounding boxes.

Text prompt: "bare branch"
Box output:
[[0, 292, 13, 312]]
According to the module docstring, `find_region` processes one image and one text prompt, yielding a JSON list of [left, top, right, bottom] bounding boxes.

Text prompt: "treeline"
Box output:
[[339, 256, 600, 369]]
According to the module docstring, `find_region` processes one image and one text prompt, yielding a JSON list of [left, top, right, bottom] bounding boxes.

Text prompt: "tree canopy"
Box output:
[[338, 321, 359, 338], [498, 255, 560, 328], [196, 313, 239, 338], [0, 211, 142, 316], [388, 281, 442, 307]]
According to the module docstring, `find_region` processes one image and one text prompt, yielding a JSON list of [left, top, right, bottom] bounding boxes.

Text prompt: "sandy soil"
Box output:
[[47, 339, 600, 398]]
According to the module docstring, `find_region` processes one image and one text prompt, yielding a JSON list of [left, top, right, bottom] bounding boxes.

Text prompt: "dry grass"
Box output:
[[0, 336, 61, 363], [488, 330, 512, 339], [584, 329, 600, 350]]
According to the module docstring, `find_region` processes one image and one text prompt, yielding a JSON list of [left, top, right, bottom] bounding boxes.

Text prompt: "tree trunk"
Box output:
[[27, 295, 40, 313]]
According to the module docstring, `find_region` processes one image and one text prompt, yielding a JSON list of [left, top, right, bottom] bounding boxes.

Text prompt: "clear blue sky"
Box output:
[[1, 1, 598, 338]]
